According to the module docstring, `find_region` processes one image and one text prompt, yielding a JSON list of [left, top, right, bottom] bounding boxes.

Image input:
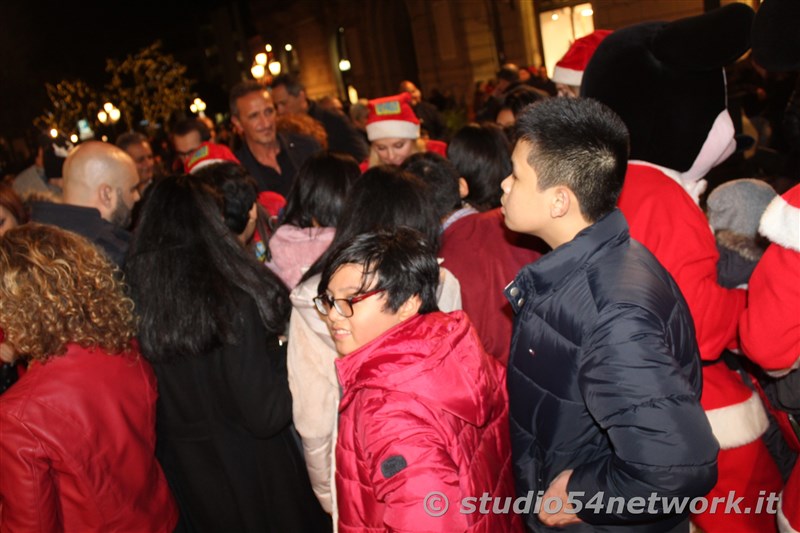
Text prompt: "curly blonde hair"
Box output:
[[0, 224, 136, 362]]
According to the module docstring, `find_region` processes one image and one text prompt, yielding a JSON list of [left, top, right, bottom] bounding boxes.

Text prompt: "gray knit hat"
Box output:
[[707, 178, 777, 236]]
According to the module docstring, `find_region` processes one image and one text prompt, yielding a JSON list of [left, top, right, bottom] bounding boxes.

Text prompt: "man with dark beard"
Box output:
[[31, 141, 140, 266]]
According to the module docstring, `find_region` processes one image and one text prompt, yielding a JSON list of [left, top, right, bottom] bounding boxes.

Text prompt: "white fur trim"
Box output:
[[778, 492, 799, 533], [188, 158, 226, 175], [366, 120, 419, 141], [704, 392, 769, 449], [552, 66, 582, 87], [759, 194, 800, 252]]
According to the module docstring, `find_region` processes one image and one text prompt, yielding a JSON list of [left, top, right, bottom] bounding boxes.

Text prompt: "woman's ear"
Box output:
[[458, 177, 469, 199]]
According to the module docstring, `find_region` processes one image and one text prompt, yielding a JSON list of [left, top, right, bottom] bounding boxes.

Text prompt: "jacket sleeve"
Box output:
[[286, 300, 340, 513], [217, 297, 293, 439], [0, 411, 61, 532], [568, 305, 719, 524], [358, 393, 466, 533], [621, 169, 746, 360]]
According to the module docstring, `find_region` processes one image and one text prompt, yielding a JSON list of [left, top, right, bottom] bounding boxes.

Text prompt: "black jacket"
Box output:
[[152, 295, 330, 533], [505, 210, 718, 532], [236, 133, 321, 196], [30, 202, 130, 266]]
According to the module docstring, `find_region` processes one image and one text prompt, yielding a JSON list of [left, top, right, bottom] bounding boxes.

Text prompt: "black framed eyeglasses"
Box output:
[[313, 289, 385, 318]]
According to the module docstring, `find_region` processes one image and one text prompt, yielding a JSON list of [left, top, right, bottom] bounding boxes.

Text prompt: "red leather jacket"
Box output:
[[335, 311, 521, 532], [0, 344, 178, 532]]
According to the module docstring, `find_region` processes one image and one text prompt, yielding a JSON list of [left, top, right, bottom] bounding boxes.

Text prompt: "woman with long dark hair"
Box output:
[[125, 175, 329, 532]]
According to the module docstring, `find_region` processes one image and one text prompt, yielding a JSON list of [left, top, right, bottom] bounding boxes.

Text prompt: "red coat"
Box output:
[[335, 311, 520, 532], [440, 208, 545, 364], [0, 344, 178, 532]]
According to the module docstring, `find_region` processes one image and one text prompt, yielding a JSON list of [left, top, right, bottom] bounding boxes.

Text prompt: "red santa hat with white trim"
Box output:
[[759, 184, 800, 253], [184, 142, 240, 174], [551, 30, 612, 87], [365, 93, 420, 141]]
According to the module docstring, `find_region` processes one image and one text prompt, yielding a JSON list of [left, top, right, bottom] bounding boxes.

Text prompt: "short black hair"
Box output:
[[447, 123, 511, 211], [194, 162, 258, 234], [318, 228, 440, 315], [271, 74, 304, 96], [402, 152, 462, 220], [515, 97, 629, 222], [171, 118, 211, 141], [229, 80, 267, 116], [280, 151, 360, 228], [116, 132, 149, 152]]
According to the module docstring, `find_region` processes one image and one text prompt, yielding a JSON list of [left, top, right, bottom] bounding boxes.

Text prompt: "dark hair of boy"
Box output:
[[194, 162, 258, 234], [516, 97, 629, 222], [402, 152, 462, 221], [318, 228, 440, 315], [447, 123, 512, 211], [125, 175, 290, 361], [301, 166, 439, 283], [279, 151, 360, 228]]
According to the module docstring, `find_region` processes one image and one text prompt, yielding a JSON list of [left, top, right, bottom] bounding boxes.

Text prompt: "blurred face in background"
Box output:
[[123, 141, 155, 187], [372, 138, 417, 166], [232, 90, 278, 147]]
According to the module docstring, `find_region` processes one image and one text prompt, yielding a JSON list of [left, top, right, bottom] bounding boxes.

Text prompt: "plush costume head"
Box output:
[[581, 4, 753, 180], [752, 0, 800, 72]]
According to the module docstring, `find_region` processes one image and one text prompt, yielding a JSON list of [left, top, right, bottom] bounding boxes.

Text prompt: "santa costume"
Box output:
[[582, 4, 783, 531]]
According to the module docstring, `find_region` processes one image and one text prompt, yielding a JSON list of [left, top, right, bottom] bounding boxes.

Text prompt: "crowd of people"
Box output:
[[1, 1, 799, 532]]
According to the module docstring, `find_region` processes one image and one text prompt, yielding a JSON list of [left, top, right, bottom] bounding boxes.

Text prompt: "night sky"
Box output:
[[0, 0, 235, 143]]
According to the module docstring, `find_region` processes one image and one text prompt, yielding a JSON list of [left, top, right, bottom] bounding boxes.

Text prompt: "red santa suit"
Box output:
[[740, 184, 800, 533], [618, 162, 782, 532]]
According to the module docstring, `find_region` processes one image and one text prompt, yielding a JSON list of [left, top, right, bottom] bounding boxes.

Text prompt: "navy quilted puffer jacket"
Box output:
[[505, 209, 719, 532]]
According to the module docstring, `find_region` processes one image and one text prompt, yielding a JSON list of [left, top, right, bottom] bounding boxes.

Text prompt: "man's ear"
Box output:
[[231, 115, 243, 134], [550, 186, 571, 218], [99, 183, 114, 208], [398, 294, 422, 320], [458, 177, 469, 199]]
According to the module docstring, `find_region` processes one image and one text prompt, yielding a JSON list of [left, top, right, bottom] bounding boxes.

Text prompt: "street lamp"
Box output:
[[49, 128, 58, 138], [98, 102, 120, 125], [268, 60, 282, 76], [190, 97, 207, 117]]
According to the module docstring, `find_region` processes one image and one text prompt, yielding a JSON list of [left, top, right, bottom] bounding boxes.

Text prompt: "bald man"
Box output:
[[30, 141, 141, 266]]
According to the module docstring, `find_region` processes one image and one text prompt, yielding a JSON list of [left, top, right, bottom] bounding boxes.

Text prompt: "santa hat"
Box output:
[[365, 93, 420, 142], [552, 30, 611, 87], [185, 142, 240, 174], [759, 183, 800, 252]]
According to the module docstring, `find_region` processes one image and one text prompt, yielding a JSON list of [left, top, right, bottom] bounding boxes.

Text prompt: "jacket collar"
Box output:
[[505, 209, 629, 313], [335, 311, 497, 426]]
